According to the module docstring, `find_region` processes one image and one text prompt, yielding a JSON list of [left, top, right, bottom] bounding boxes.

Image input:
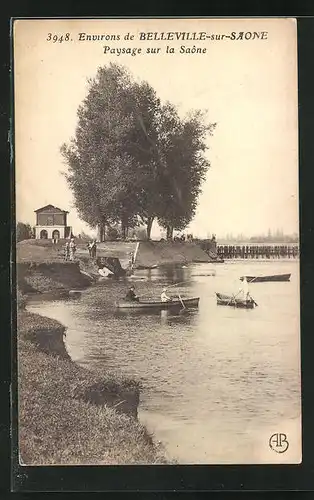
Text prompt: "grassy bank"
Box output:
[[17, 239, 96, 295], [18, 310, 168, 465], [17, 261, 95, 295]]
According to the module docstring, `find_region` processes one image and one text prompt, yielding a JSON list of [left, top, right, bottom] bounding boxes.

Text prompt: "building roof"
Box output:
[[34, 204, 69, 214]]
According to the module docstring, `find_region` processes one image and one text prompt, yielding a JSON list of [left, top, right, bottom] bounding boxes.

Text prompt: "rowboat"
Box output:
[[240, 273, 291, 283], [216, 292, 255, 309], [116, 297, 200, 310]]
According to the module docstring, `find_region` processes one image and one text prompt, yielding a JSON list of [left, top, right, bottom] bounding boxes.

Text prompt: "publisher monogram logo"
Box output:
[[269, 433, 289, 453]]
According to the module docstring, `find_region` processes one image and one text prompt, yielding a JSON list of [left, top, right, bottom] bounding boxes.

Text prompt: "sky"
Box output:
[[14, 18, 299, 239]]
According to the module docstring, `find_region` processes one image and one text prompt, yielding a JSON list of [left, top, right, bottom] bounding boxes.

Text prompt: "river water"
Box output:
[[27, 260, 301, 464]]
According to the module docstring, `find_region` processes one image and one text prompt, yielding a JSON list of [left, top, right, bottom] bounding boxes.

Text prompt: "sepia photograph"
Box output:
[[13, 17, 300, 466]]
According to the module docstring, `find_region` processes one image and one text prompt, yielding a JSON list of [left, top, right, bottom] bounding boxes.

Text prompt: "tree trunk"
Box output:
[[121, 216, 128, 240], [98, 222, 106, 242], [146, 216, 154, 240], [97, 224, 102, 242], [166, 225, 173, 240]]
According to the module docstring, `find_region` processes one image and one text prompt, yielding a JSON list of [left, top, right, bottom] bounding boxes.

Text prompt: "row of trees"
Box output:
[[61, 63, 216, 240]]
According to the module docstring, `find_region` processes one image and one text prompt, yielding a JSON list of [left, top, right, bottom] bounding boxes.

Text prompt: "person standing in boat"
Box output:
[[239, 276, 250, 301], [161, 287, 172, 302], [125, 286, 139, 302]]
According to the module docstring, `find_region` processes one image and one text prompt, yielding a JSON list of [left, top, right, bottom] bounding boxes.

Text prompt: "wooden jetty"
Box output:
[[216, 244, 299, 260]]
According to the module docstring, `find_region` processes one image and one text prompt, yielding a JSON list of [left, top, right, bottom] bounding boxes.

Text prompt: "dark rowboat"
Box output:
[[240, 274, 291, 283], [216, 292, 255, 309], [116, 297, 200, 310]]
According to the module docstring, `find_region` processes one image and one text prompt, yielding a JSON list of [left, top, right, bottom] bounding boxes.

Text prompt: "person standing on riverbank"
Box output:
[[64, 241, 70, 261], [87, 241, 92, 257], [69, 238, 76, 261], [90, 239, 97, 259]]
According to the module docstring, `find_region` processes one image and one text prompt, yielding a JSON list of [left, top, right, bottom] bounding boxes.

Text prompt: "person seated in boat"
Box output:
[[239, 276, 250, 301], [161, 287, 172, 302], [125, 286, 139, 302]]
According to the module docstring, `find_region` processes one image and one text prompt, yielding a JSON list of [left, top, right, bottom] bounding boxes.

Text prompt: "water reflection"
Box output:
[[158, 263, 187, 283], [114, 307, 197, 327]]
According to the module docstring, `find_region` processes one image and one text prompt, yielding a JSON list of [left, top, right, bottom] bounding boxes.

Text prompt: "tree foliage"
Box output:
[[61, 63, 216, 240], [155, 104, 215, 238], [17, 222, 33, 242]]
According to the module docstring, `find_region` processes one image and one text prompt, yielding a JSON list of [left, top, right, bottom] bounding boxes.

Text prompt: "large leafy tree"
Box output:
[[61, 63, 161, 238], [61, 63, 215, 240], [63, 66, 127, 234]]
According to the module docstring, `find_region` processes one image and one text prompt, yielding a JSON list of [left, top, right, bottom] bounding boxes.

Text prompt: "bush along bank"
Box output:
[[18, 309, 168, 465]]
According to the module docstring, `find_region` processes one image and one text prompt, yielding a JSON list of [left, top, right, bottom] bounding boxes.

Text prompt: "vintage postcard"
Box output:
[[13, 17, 301, 466]]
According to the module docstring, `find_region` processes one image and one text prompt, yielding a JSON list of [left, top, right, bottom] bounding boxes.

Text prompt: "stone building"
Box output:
[[34, 205, 72, 240]]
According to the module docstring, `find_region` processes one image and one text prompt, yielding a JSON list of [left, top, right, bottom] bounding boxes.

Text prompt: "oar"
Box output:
[[240, 276, 258, 306], [178, 292, 186, 310], [248, 293, 258, 307], [167, 281, 188, 308], [226, 290, 241, 306]]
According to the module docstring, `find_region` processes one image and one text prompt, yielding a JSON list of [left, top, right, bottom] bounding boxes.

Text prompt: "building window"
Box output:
[[54, 214, 65, 225], [46, 215, 54, 226]]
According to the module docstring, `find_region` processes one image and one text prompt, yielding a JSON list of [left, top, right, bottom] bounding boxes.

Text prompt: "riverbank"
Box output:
[[16, 238, 216, 295], [17, 239, 96, 295], [17, 261, 95, 295], [18, 308, 168, 465]]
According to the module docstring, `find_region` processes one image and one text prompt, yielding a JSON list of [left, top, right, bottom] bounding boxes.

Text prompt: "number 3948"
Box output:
[[46, 33, 71, 43]]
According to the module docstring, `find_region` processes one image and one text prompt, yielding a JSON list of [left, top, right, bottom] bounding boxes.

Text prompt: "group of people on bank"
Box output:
[[64, 238, 77, 261], [63, 238, 98, 261]]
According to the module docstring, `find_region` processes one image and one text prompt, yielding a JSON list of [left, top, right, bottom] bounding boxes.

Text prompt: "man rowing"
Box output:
[[125, 286, 139, 302]]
